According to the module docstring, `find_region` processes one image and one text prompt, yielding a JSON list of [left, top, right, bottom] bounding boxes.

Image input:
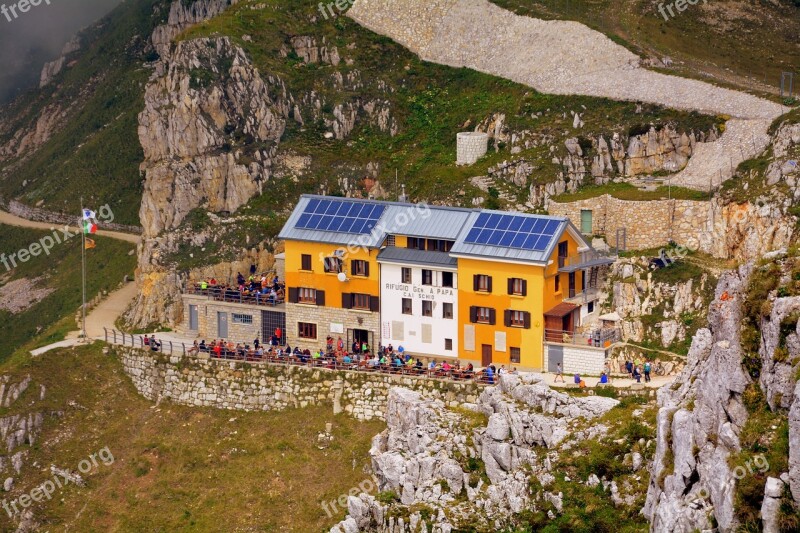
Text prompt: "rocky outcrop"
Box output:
[[332, 376, 620, 531], [39, 35, 81, 88], [151, 0, 239, 56], [643, 265, 753, 532]]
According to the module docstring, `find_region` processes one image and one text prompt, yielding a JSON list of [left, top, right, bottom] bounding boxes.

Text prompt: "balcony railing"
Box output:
[[565, 286, 600, 304], [558, 249, 617, 271], [184, 284, 285, 308], [545, 327, 621, 347]]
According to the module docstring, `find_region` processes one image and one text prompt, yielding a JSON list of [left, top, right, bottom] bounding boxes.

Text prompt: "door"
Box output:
[[481, 344, 493, 367], [569, 272, 576, 298], [548, 345, 564, 373], [580, 209, 593, 234], [348, 329, 373, 353], [261, 310, 286, 345], [558, 241, 569, 267], [188, 305, 198, 331], [217, 312, 228, 339]]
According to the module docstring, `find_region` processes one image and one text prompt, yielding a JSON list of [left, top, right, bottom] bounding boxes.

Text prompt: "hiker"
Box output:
[[597, 372, 609, 386], [633, 366, 642, 383], [644, 360, 652, 383], [554, 362, 565, 383], [625, 359, 633, 378]]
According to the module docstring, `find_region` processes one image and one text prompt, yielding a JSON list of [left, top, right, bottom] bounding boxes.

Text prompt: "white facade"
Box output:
[[379, 262, 459, 358]]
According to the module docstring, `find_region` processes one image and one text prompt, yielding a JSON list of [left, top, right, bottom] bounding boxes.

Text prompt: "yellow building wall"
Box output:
[[284, 240, 380, 307], [457, 258, 546, 369], [543, 231, 585, 312]]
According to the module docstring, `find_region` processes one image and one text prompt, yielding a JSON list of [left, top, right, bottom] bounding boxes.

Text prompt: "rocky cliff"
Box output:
[[643, 253, 800, 532]]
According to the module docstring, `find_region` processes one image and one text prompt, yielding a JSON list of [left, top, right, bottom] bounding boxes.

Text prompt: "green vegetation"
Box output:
[[0, 0, 170, 225], [0, 344, 385, 531], [489, 0, 799, 99], [0, 224, 135, 357], [552, 182, 711, 203]]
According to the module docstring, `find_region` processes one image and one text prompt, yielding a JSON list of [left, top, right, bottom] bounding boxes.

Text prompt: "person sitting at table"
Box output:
[[428, 360, 436, 371], [198, 340, 207, 353], [463, 363, 474, 376], [485, 365, 494, 384], [343, 354, 352, 365], [188, 340, 199, 355], [213, 343, 222, 358], [442, 361, 452, 374], [414, 359, 423, 373]]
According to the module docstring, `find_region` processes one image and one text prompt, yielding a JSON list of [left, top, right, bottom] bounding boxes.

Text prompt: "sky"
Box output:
[[0, 0, 124, 104]]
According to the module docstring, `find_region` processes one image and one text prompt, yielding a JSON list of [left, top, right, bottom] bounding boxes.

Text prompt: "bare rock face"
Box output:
[[643, 265, 753, 532], [127, 28, 289, 328], [151, 0, 239, 56]]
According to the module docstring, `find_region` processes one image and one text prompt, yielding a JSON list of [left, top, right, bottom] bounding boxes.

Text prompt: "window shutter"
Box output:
[[316, 290, 326, 307], [288, 288, 298, 304], [504, 310, 511, 327], [473, 275, 479, 291], [370, 296, 380, 312], [487, 276, 493, 293], [469, 306, 478, 323], [523, 312, 532, 329], [489, 308, 497, 326], [522, 280, 528, 297], [341, 293, 351, 309], [507, 278, 514, 295], [364, 262, 370, 277]]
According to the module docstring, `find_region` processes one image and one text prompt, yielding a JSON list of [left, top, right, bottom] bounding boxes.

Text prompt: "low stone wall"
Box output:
[[548, 194, 710, 251], [0, 197, 143, 234], [116, 347, 482, 420]]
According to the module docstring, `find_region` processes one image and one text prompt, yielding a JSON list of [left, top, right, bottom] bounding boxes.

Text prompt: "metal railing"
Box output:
[[102, 328, 498, 385], [545, 327, 621, 347], [184, 284, 285, 307], [565, 286, 600, 304], [558, 249, 618, 270]]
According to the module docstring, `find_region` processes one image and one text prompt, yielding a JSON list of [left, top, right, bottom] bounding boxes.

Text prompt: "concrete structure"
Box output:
[[456, 131, 489, 165]]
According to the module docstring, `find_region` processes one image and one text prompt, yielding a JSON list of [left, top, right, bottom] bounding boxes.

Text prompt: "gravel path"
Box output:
[[349, 0, 790, 189]]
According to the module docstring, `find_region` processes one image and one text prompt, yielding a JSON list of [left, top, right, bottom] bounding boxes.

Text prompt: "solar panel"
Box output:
[[464, 213, 562, 252], [295, 199, 386, 234]]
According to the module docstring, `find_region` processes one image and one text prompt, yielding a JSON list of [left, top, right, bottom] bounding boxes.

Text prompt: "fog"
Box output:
[[0, 0, 124, 104]]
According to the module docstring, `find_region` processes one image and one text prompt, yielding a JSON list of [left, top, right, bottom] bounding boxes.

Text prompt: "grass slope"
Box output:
[[0, 344, 384, 531], [0, 224, 136, 356]]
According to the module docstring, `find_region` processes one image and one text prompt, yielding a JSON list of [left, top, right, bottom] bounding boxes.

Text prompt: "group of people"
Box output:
[[195, 271, 285, 306], [624, 358, 660, 383]]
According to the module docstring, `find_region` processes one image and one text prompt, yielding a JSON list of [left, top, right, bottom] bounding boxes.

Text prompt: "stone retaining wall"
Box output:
[[116, 347, 482, 420], [548, 194, 710, 251]]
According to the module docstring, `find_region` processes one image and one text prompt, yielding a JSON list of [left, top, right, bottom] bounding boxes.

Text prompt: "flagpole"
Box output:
[[81, 196, 87, 341]]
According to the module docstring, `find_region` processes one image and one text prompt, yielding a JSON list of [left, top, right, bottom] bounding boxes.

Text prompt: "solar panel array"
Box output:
[[295, 198, 387, 235], [464, 213, 562, 251]]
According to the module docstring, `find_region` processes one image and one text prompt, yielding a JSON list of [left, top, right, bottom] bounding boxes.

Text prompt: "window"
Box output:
[[352, 260, 369, 277], [401, 267, 412, 284], [442, 272, 454, 288], [301, 254, 312, 271], [407, 237, 425, 251], [324, 257, 343, 273], [555, 274, 561, 293], [510, 311, 526, 327], [558, 241, 569, 268], [232, 313, 253, 325], [588, 301, 595, 313], [422, 269, 433, 286], [352, 293, 371, 310], [510, 347, 521, 364], [445, 339, 453, 351], [474, 274, 492, 292], [402, 298, 412, 315], [443, 302, 453, 319], [472, 306, 493, 324], [509, 278, 526, 296], [298, 322, 317, 339], [427, 239, 454, 252], [298, 287, 317, 304], [422, 301, 433, 317], [387, 235, 396, 247]]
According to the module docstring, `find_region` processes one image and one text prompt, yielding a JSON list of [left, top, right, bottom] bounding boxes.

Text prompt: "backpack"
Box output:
[[644, 362, 651, 372]]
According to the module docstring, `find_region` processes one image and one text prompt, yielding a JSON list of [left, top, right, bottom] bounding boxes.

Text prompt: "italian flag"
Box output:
[[83, 220, 98, 235]]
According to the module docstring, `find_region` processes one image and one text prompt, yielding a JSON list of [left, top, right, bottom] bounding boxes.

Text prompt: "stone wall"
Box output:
[[544, 343, 608, 375], [182, 294, 275, 342], [457, 132, 489, 165], [286, 302, 380, 352], [548, 195, 710, 251], [116, 347, 481, 420]]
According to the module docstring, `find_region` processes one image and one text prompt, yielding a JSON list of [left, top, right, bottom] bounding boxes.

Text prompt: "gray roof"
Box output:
[[279, 195, 592, 265], [377, 247, 458, 268]]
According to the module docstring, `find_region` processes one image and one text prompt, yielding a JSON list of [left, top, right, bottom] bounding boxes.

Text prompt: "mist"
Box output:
[[0, 0, 124, 104]]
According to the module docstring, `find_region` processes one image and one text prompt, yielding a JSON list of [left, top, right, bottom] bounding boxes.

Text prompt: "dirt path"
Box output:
[[0, 209, 141, 245]]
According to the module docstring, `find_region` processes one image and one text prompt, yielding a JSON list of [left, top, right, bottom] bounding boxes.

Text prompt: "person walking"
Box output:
[[644, 360, 652, 383], [554, 362, 565, 383]]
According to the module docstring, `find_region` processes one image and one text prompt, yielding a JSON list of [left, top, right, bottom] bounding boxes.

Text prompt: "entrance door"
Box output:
[[188, 305, 198, 331], [481, 344, 492, 367], [580, 209, 593, 234], [548, 345, 564, 373], [348, 329, 372, 354], [217, 312, 228, 339], [569, 272, 576, 298]]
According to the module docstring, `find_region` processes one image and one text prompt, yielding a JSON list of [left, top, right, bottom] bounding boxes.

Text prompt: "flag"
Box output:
[[85, 238, 96, 250], [82, 208, 97, 221], [83, 220, 97, 235]]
